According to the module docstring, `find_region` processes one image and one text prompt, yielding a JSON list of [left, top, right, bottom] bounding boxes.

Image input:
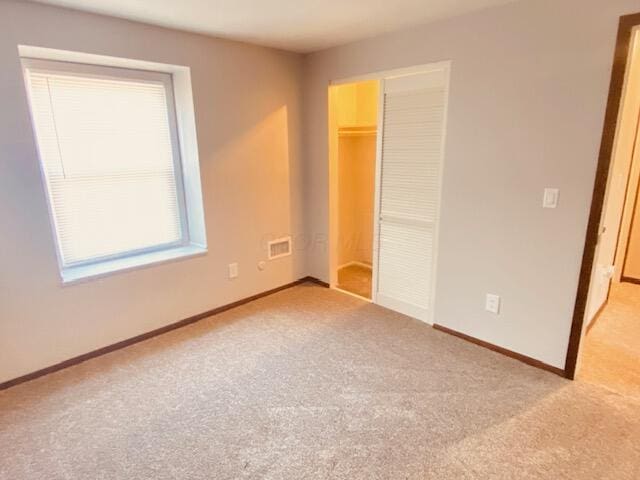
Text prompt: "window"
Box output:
[[22, 54, 206, 283]]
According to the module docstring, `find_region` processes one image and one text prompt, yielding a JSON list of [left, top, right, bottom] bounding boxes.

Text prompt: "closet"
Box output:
[[332, 80, 378, 299], [329, 63, 450, 322]]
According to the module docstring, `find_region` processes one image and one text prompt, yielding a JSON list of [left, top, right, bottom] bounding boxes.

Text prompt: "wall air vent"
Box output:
[[268, 236, 292, 260]]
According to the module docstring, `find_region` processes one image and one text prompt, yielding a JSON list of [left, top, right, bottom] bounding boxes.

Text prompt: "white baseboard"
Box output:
[[337, 261, 372, 270], [333, 286, 372, 302]]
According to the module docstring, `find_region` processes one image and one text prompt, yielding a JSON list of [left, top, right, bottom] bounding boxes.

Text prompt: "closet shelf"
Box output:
[[338, 125, 377, 137]]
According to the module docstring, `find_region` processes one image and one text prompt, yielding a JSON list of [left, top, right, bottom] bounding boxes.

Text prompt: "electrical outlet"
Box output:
[[228, 262, 238, 279], [485, 294, 500, 314]]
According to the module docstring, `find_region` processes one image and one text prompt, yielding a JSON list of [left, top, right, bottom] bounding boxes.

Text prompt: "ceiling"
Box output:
[[32, 0, 518, 53]]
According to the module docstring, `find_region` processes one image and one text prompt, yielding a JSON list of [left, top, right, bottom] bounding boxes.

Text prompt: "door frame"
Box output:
[[565, 13, 640, 379], [328, 61, 451, 324]]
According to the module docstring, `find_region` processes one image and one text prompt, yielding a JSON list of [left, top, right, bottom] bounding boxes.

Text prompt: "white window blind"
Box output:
[[24, 61, 187, 267]]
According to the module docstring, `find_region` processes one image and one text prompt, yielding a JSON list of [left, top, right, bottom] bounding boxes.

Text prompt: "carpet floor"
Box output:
[[1, 283, 639, 479], [578, 281, 640, 398]]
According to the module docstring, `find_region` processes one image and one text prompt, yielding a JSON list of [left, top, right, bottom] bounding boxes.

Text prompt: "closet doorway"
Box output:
[[328, 63, 451, 322], [329, 80, 379, 299]]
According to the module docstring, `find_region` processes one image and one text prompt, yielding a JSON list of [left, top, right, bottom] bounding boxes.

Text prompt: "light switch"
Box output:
[[543, 188, 559, 209], [228, 262, 238, 279], [485, 294, 501, 314]]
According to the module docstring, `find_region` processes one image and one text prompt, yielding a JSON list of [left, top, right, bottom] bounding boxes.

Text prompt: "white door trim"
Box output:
[[427, 62, 451, 325], [370, 80, 386, 304], [331, 61, 452, 86]]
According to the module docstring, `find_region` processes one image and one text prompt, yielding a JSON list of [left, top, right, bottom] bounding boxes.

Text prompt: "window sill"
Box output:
[[61, 244, 207, 285]]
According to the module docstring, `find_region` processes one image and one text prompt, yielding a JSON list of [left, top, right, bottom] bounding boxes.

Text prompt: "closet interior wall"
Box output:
[[329, 80, 378, 294]]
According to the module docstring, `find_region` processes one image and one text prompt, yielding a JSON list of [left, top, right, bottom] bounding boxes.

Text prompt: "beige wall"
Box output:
[[623, 189, 640, 279], [333, 80, 379, 127], [0, 1, 305, 383], [615, 114, 640, 282], [303, 0, 640, 369]]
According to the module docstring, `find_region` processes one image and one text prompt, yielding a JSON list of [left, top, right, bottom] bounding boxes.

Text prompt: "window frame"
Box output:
[[21, 55, 206, 283]]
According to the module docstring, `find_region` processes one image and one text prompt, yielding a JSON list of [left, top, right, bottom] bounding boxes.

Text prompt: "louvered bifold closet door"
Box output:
[[375, 67, 449, 323]]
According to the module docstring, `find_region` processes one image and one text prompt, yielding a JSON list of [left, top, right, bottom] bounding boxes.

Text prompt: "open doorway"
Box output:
[[568, 15, 640, 392], [328, 80, 379, 299]]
